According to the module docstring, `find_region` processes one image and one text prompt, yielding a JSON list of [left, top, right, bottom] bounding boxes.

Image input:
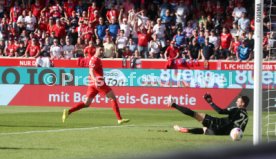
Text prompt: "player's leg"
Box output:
[[173, 125, 205, 134], [62, 87, 98, 123], [105, 89, 130, 124], [106, 90, 122, 120], [168, 95, 206, 122]]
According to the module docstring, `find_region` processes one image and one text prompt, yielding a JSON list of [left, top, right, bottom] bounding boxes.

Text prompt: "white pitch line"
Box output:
[[0, 125, 136, 136]]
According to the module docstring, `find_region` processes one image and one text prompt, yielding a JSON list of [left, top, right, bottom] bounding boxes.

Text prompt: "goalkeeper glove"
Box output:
[[203, 93, 213, 104]]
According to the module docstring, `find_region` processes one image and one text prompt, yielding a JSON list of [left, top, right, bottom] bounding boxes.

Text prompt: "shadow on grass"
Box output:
[[0, 147, 56, 150], [0, 124, 62, 128]]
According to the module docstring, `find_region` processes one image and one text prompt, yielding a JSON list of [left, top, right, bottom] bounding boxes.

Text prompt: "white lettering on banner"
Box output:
[[49, 92, 70, 102], [117, 93, 136, 104], [19, 60, 36, 66], [19, 60, 31, 66], [233, 71, 276, 88], [223, 63, 276, 71], [229, 64, 236, 69], [236, 63, 253, 70], [47, 92, 197, 106], [73, 92, 104, 103], [140, 94, 196, 106], [264, 65, 273, 70]]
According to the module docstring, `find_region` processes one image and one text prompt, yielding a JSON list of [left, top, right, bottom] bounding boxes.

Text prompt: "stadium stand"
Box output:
[[0, 0, 273, 68]]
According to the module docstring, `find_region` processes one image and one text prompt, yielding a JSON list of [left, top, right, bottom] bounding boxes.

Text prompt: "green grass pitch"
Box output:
[[0, 106, 267, 159]]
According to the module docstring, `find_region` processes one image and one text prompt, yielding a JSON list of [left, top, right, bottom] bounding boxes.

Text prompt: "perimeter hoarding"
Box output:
[[0, 67, 274, 110], [1, 67, 276, 88], [2, 85, 242, 110]]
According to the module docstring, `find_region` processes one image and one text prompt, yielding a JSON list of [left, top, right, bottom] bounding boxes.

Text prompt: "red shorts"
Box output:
[[86, 83, 112, 98]]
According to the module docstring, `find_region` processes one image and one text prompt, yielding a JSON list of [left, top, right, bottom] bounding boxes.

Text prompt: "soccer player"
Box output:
[[62, 47, 130, 124], [168, 93, 249, 135]]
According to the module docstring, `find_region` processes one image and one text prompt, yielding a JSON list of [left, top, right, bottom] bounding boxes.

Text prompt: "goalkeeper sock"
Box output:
[[172, 103, 195, 118], [188, 128, 204, 134], [69, 102, 86, 114], [111, 99, 122, 120]]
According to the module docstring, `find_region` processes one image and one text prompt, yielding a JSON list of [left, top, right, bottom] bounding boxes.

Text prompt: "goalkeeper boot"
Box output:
[[62, 109, 69, 123], [118, 119, 130, 125]]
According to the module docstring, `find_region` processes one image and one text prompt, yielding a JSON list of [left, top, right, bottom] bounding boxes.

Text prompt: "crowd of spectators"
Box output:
[[0, 0, 275, 67]]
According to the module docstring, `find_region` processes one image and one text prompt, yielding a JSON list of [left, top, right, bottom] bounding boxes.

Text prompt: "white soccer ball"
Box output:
[[230, 127, 243, 141]]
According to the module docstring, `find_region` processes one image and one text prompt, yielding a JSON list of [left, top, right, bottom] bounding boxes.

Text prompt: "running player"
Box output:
[[168, 93, 249, 135], [62, 47, 130, 124]]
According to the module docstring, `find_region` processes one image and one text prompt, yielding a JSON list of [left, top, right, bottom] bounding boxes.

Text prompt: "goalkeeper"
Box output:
[[168, 93, 249, 135]]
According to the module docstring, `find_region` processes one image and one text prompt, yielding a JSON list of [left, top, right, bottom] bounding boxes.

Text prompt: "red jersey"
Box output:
[[83, 26, 94, 40], [220, 33, 232, 49], [26, 44, 40, 57], [52, 25, 66, 39], [64, 2, 75, 17], [88, 6, 98, 18], [231, 41, 241, 54], [263, 37, 268, 46], [137, 32, 150, 47], [39, 17, 48, 31], [89, 56, 103, 78], [47, 24, 55, 33], [84, 46, 96, 58], [12, 43, 19, 51], [250, 19, 254, 31], [10, 6, 21, 21], [31, 4, 43, 18], [166, 46, 179, 59], [89, 15, 99, 28], [5, 43, 14, 56], [50, 5, 62, 18], [123, 50, 132, 58], [106, 9, 118, 21]]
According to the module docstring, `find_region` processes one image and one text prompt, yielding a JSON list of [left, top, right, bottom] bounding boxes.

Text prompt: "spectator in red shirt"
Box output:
[[31, 0, 43, 18], [82, 22, 94, 41], [122, 46, 132, 58], [220, 27, 233, 59], [106, 5, 118, 23], [52, 19, 66, 39], [47, 17, 55, 33], [165, 41, 180, 69], [137, 27, 151, 58], [38, 11, 48, 32], [4, 38, 14, 56], [229, 35, 241, 60], [64, 0, 76, 18], [88, 1, 99, 20], [79, 10, 89, 23], [250, 18, 254, 31], [89, 10, 99, 28], [50, 1, 63, 19], [11, 38, 19, 56], [9, 1, 21, 24], [24, 38, 40, 58], [84, 40, 96, 58]]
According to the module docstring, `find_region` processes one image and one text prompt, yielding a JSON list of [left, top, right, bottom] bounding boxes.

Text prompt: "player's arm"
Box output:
[[203, 93, 229, 114]]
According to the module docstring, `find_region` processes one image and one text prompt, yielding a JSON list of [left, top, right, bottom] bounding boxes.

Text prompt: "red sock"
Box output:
[[69, 102, 86, 114], [111, 99, 122, 120]]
